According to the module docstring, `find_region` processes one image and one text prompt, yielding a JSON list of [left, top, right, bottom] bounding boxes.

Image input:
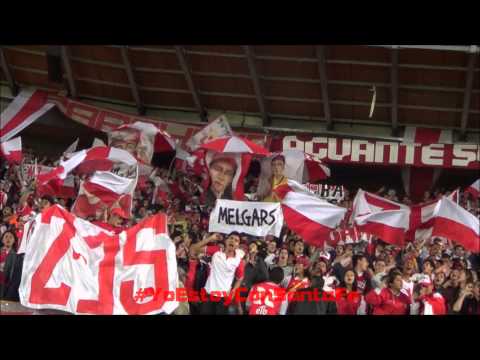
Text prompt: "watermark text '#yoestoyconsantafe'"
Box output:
[[134, 287, 361, 306]]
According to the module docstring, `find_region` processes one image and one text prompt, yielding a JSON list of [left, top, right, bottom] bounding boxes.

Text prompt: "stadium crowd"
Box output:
[[1, 147, 479, 315]]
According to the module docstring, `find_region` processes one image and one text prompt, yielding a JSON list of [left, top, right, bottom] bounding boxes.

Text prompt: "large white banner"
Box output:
[[19, 205, 178, 315], [209, 199, 284, 237]]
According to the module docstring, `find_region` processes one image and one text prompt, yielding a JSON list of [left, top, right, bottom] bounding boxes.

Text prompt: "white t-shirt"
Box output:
[[204, 249, 245, 296]]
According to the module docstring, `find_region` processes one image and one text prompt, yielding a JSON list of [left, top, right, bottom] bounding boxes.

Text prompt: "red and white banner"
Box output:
[[274, 135, 479, 170], [407, 190, 459, 242], [0, 136, 22, 164], [401, 127, 451, 201], [465, 179, 480, 198], [353, 189, 461, 245], [19, 205, 178, 314], [276, 180, 347, 247], [352, 189, 409, 246], [431, 197, 480, 253], [3, 89, 478, 170], [109, 121, 175, 167], [0, 90, 55, 142], [37, 146, 137, 185], [72, 171, 137, 219], [37, 176, 76, 200], [185, 115, 233, 151]]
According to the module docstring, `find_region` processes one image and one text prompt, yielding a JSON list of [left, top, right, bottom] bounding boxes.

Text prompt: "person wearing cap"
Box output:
[[205, 153, 237, 207], [263, 154, 288, 202], [311, 252, 338, 293], [411, 277, 447, 315]]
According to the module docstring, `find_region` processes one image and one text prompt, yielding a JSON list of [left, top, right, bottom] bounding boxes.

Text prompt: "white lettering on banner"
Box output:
[[452, 144, 478, 167], [209, 200, 284, 237], [18, 206, 178, 315], [374, 142, 399, 164], [305, 137, 328, 159], [25, 91, 477, 169], [422, 144, 445, 166], [351, 140, 375, 162], [283, 135, 305, 151], [328, 138, 351, 161], [404, 143, 420, 165], [306, 184, 345, 202]]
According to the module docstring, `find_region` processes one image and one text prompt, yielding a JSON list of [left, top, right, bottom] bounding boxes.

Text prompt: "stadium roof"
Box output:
[[1, 45, 479, 138]]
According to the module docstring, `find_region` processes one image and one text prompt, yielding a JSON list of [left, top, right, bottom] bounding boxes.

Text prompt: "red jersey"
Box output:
[[336, 291, 362, 315], [419, 293, 447, 315], [365, 288, 411, 315], [248, 281, 283, 315]]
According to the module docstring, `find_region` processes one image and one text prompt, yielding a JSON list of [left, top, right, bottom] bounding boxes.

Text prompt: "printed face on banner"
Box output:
[[109, 128, 154, 165], [205, 153, 239, 207], [258, 152, 304, 202]]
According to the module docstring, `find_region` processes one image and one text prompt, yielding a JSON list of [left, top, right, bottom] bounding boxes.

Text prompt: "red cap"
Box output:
[[419, 277, 432, 287], [295, 256, 310, 269], [111, 208, 129, 220]]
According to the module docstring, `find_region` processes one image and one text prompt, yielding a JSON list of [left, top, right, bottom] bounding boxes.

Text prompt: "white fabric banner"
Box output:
[[185, 115, 233, 151], [19, 205, 178, 315], [209, 199, 284, 237]]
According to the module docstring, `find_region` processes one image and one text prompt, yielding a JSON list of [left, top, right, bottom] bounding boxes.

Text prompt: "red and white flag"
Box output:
[[18, 205, 178, 314], [63, 138, 79, 156], [275, 180, 347, 247], [354, 209, 410, 247], [37, 175, 76, 200], [407, 190, 459, 242], [431, 197, 480, 253], [37, 146, 137, 185], [0, 89, 55, 142], [465, 179, 480, 198], [185, 115, 233, 151], [352, 189, 410, 246], [0, 136, 22, 164], [72, 171, 137, 219]]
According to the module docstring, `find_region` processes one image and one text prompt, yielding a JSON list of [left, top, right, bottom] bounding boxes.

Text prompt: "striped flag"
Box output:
[[431, 197, 479, 253], [465, 179, 480, 198], [0, 89, 54, 141], [0, 136, 22, 164], [275, 180, 347, 247]]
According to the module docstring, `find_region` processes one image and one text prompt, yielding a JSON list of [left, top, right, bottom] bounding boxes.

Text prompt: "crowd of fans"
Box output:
[[1, 147, 479, 315]]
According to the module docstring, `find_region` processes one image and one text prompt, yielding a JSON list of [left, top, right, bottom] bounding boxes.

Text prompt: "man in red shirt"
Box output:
[[412, 277, 446, 315], [247, 267, 284, 315], [365, 270, 411, 315]]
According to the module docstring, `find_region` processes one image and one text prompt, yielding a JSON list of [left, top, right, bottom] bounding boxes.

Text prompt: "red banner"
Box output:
[[273, 135, 480, 170]]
